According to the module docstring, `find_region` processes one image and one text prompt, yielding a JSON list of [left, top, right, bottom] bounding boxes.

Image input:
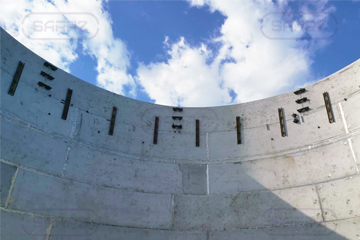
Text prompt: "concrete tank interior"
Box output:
[[1, 27, 360, 239]]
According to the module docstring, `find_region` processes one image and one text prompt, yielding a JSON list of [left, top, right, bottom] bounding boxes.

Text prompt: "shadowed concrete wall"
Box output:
[[1, 27, 360, 239]]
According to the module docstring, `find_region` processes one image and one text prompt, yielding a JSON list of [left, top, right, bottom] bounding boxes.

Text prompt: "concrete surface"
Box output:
[[1, 27, 360, 239]]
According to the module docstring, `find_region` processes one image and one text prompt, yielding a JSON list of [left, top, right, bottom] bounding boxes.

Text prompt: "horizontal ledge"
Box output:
[[1, 207, 359, 232], [2, 160, 358, 197]]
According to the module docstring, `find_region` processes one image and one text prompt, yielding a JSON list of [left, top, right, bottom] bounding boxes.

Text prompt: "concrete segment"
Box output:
[[341, 93, 360, 132], [0, 117, 68, 176], [209, 141, 357, 194], [64, 144, 183, 194], [0, 162, 17, 207], [0, 69, 75, 137], [209, 217, 360, 240], [50, 220, 207, 240], [317, 175, 360, 222], [173, 186, 322, 230], [180, 164, 207, 195], [0, 210, 50, 240], [9, 169, 173, 229]]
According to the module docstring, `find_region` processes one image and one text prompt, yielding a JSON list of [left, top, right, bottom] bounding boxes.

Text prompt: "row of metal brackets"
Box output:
[[7, 61, 338, 146]]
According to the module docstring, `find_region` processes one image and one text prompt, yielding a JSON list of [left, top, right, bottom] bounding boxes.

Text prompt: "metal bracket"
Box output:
[[295, 97, 308, 104], [38, 82, 52, 90], [108, 106, 117, 135], [323, 92, 334, 123], [172, 124, 182, 129], [294, 88, 306, 95], [196, 119, 200, 147], [153, 117, 159, 144], [292, 113, 300, 124], [172, 116, 183, 120], [44, 61, 58, 71], [8, 61, 25, 96], [61, 88, 73, 120], [40, 71, 54, 80], [278, 108, 286, 137], [173, 107, 183, 112], [236, 116, 242, 144], [297, 106, 310, 113]]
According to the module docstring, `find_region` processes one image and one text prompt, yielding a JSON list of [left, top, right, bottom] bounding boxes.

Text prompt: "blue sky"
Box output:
[[1, 0, 360, 106]]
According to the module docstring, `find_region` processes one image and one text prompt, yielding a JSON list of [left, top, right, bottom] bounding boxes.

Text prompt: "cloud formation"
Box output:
[[0, 0, 135, 96], [137, 37, 231, 107], [0, 0, 336, 107], [136, 0, 336, 106]]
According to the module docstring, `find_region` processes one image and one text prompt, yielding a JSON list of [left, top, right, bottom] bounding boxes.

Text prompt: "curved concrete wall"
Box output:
[[1, 27, 360, 239]]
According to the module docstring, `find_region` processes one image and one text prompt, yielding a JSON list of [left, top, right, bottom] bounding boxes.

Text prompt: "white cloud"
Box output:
[[136, 0, 336, 106], [137, 37, 231, 107], [0, 0, 78, 71], [0, 0, 337, 106], [0, 0, 134, 96]]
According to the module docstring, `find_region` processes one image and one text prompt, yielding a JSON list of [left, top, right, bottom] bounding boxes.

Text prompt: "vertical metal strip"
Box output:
[[236, 116, 241, 144], [108, 106, 117, 135], [62, 88, 73, 120], [278, 108, 286, 137], [153, 116, 159, 144], [8, 61, 25, 96], [323, 92, 334, 123], [196, 119, 200, 147]]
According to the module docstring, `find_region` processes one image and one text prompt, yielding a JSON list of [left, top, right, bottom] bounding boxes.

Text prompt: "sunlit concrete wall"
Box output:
[[1, 27, 360, 239]]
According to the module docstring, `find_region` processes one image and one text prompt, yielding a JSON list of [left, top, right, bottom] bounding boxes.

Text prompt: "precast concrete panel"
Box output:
[[1, 28, 360, 239], [63, 144, 183, 194], [0, 210, 50, 240], [9, 169, 173, 229]]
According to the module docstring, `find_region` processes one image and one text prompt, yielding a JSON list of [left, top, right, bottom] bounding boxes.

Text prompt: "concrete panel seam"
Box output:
[[0, 159, 19, 167], [2, 206, 360, 231], [4, 167, 19, 209], [171, 194, 175, 229], [315, 185, 325, 222], [347, 138, 359, 174], [61, 147, 71, 178], [206, 164, 210, 195], [322, 215, 360, 223], [339, 65, 353, 74], [206, 133, 209, 160], [45, 219, 54, 240], [346, 88, 360, 99], [0, 207, 52, 218], [62, 108, 82, 178], [1, 157, 358, 196], [61, 109, 82, 179], [338, 102, 349, 134], [70, 108, 82, 138], [205, 174, 360, 195]]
